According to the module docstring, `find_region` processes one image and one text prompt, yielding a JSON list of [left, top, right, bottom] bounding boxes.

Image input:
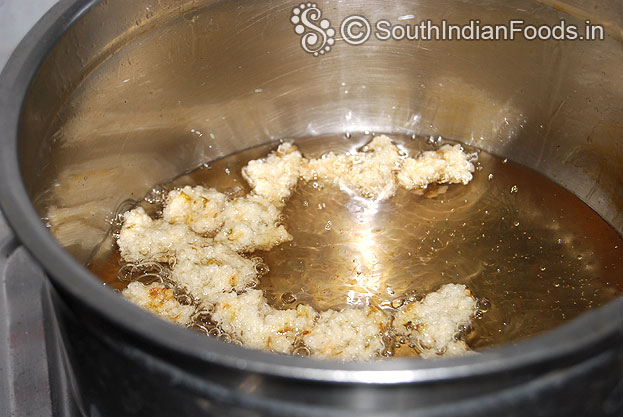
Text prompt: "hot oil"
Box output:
[[88, 133, 623, 355]]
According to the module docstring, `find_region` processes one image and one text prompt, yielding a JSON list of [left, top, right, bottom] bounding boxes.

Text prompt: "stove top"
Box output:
[[0, 213, 80, 416], [0, 3, 72, 413]]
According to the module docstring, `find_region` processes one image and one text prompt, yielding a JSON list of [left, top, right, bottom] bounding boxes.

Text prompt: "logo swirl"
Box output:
[[291, 3, 336, 56]]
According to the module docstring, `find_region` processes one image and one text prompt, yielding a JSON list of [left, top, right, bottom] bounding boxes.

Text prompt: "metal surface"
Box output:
[[0, 2, 69, 417], [0, 0, 622, 415], [0, 226, 51, 417], [0, 219, 80, 417]]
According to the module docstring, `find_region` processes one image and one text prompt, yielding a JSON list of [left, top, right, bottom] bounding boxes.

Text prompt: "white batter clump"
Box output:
[[303, 135, 403, 200], [394, 283, 477, 358], [118, 135, 480, 360], [242, 142, 303, 205], [123, 281, 195, 326]]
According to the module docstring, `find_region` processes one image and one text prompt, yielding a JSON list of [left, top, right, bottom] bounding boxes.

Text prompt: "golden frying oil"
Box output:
[[89, 133, 623, 355]]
